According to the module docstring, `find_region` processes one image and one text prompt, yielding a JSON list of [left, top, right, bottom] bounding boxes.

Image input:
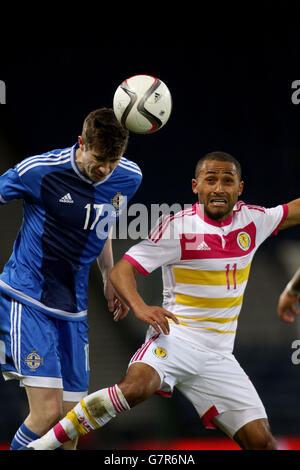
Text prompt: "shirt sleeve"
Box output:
[[123, 214, 182, 276], [251, 204, 288, 246], [0, 167, 28, 204]]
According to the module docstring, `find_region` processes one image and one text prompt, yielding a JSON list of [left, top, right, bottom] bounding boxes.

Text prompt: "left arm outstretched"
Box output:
[[280, 198, 300, 230]]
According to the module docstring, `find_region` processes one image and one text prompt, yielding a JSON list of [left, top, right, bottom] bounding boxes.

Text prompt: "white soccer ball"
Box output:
[[113, 75, 172, 134]]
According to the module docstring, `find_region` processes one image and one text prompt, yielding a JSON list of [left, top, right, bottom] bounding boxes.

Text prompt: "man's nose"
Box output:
[[213, 180, 225, 192], [99, 163, 111, 175]]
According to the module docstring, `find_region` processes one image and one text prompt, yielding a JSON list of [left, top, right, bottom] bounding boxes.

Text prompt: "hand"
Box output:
[[133, 305, 179, 335], [277, 290, 299, 323], [103, 279, 129, 322]]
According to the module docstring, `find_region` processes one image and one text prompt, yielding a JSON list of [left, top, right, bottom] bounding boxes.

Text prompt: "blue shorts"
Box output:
[[0, 294, 89, 401]]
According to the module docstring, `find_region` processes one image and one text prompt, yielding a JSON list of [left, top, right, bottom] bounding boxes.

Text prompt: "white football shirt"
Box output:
[[124, 201, 288, 354]]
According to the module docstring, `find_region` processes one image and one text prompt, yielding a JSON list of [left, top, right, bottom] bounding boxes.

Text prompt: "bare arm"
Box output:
[[280, 198, 300, 230], [97, 231, 129, 320], [277, 200, 300, 322], [110, 258, 179, 335], [97, 230, 114, 284], [277, 267, 300, 323]]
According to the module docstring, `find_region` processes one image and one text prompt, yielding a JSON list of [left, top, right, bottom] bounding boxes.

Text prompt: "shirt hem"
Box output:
[[123, 254, 150, 276], [0, 280, 87, 321]]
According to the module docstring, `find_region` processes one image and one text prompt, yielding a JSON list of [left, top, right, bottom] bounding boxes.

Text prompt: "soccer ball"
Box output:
[[113, 75, 172, 134]]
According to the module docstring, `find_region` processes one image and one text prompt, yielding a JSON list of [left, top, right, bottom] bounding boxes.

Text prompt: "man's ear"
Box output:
[[238, 180, 244, 196], [78, 136, 85, 150], [192, 178, 198, 194]]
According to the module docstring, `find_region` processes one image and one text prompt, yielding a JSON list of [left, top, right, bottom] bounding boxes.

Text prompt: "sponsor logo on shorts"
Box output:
[[24, 350, 44, 371], [237, 231, 251, 251], [153, 347, 168, 359]]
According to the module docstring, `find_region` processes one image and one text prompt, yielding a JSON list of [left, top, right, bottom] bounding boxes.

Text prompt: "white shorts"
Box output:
[[128, 329, 267, 438]]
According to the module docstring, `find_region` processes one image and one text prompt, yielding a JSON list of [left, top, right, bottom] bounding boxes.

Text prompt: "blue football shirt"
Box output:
[[0, 143, 142, 321]]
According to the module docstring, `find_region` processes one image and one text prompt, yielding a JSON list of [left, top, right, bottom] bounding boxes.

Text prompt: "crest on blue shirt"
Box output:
[[111, 192, 126, 215]]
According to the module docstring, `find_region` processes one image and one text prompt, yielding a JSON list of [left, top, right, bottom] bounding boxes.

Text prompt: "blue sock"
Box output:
[[10, 423, 40, 450]]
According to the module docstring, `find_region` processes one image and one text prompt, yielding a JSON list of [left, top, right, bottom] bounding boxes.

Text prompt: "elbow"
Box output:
[[109, 259, 138, 289]]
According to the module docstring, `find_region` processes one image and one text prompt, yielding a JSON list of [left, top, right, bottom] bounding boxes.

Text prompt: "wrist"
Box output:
[[286, 281, 300, 296], [130, 297, 147, 313]]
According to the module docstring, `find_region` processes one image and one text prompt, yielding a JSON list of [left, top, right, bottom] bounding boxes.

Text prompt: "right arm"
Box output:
[[277, 267, 300, 323], [110, 258, 179, 335]]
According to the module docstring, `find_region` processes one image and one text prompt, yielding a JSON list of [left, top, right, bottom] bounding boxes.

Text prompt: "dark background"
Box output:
[[1, 15, 300, 449]]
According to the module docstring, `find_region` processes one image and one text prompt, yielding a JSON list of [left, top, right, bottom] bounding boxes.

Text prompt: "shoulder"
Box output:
[[16, 147, 72, 179], [148, 206, 196, 243], [233, 200, 286, 234], [117, 157, 142, 179], [233, 201, 267, 225], [234, 200, 266, 214]]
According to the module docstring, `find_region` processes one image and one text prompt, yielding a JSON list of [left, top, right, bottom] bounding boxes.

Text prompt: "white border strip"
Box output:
[[19, 156, 71, 177], [17, 149, 71, 172], [0, 280, 87, 319]]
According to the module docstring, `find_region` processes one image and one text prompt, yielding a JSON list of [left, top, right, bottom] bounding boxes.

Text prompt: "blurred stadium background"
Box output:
[[1, 21, 300, 450]]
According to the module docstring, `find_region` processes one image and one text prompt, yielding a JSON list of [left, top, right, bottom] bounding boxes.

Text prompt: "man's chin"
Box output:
[[89, 173, 106, 182], [204, 208, 230, 222]]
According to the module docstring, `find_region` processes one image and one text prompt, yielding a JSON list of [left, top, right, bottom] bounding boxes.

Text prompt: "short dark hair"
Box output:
[[81, 108, 129, 159], [195, 151, 242, 180]]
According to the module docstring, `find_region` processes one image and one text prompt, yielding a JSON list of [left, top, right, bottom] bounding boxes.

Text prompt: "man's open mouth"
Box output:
[[209, 198, 227, 206]]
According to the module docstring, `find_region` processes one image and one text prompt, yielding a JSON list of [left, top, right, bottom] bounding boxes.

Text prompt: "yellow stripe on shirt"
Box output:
[[169, 317, 236, 333], [173, 264, 251, 286], [199, 326, 236, 334], [175, 313, 239, 323], [175, 293, 243, 309]]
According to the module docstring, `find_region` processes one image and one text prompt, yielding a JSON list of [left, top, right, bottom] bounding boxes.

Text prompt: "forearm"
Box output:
[[277, 268, 300, 323], [110, 259, 179, 334], [285, 267, 300, 295], [281, 198, 300, 229], [110, 259, 146, 313], [97, 230, 114, 282]]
